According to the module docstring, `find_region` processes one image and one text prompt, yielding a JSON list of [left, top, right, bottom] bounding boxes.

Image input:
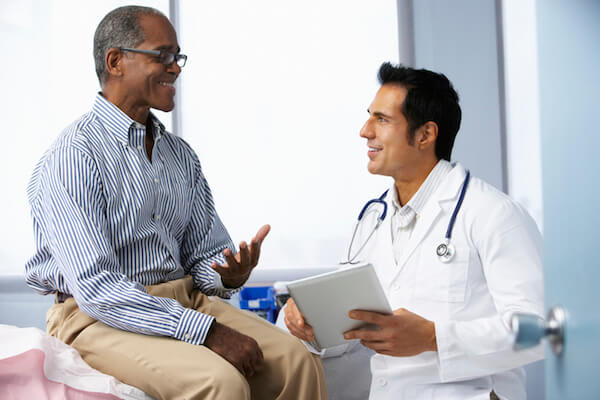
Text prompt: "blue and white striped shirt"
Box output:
[[25, 93, 236, 345]]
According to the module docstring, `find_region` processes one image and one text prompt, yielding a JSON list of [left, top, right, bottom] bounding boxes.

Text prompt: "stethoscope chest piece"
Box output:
[[436, 241, 455, 263]]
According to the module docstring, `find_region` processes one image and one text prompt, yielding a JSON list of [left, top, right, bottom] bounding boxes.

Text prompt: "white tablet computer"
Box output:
[[286, 263, 392, 350]]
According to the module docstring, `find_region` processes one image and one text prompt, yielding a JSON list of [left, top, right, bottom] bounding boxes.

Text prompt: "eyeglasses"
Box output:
[[118, 47, 187, 68]]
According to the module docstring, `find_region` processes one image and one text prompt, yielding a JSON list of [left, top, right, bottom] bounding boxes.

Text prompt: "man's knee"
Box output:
[[202, 362, 251, 400], [280, 334, 321, 371]]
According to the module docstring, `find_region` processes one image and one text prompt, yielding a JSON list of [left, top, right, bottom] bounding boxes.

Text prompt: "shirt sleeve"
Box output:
[[32, 146, 215, 345], [179, 151, 239, 297], [434, 199, 545, 382]]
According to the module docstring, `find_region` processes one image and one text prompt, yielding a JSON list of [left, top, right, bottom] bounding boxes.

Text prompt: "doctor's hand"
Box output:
[[204, 321, 264, 377], [283, 298, 315, 342], [212, 224, 271, 288], [344, 308, 438, 357]]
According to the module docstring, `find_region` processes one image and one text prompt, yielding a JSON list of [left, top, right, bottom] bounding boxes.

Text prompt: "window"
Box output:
[[178, 0, 398, 268], [1, 0, 398, 274], [0, 0, 169, 274]]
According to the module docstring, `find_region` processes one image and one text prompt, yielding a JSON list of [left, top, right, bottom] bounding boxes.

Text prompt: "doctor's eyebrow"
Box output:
[[370, 110, 393, 120]]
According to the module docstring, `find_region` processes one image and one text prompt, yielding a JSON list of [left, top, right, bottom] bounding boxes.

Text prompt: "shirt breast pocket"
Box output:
[[415, 241, 470, 303]]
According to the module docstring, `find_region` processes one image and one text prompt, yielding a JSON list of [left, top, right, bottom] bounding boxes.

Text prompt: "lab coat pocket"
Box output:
[[415, 242, 470, 303]]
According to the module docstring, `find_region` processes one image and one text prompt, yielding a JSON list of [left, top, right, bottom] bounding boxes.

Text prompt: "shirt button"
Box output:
[[137, 145, 143, 151], [184, 333, 191, 340], [377, 377, 387, 387], [155, 214, 161, 220], [154, 178, 159, 183]]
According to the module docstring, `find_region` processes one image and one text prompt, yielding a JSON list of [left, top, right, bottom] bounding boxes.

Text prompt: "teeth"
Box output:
[[369, 147, 381, 151], [159, 82, 174, 87]]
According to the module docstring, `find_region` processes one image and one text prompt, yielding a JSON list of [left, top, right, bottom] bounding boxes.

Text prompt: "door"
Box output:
[[537, 1, 600, 399]]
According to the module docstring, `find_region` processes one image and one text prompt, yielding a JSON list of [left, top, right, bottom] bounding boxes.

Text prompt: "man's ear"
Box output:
[[416, 121, 438, 151], [105, 48, 125, 79]]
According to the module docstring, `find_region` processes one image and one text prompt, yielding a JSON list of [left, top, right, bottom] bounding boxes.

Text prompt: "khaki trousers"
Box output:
[[46, 276, 327, 400]]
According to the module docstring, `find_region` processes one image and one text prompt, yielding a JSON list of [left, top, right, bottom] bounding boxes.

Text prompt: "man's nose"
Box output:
[[167, 61, 181, 76], [360, 120, 373, 138]]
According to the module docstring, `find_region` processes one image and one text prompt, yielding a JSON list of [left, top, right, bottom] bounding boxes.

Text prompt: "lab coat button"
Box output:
[[392, 282, 401, 291], [377, 377, 387, 387]]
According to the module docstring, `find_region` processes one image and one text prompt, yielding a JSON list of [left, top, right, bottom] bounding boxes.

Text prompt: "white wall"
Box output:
[[0, 1, 170, 274], [177, 1, 399, 269]]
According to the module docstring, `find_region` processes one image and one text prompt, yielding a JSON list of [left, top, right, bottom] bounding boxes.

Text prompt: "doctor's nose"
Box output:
[[360, 120, 374, 139]]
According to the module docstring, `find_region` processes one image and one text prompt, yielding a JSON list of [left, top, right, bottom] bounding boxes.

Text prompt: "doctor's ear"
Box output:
[[415, 121, 438, 151]]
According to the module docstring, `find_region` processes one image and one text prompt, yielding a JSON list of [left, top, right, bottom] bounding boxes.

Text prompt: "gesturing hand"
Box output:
[[203, 321, 264, 377], [212, 224, 271, 288], [343, 308, 438, 357]]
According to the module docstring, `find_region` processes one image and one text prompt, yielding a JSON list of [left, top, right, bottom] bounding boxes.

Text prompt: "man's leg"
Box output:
[[190, 290, 328, 400], [47, 276, 327, 400], [46, 297, 250, 400]]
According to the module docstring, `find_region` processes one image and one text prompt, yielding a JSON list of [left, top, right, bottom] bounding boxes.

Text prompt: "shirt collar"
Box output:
[[92, 93, 166, 146], [390, 159, 453, 215]]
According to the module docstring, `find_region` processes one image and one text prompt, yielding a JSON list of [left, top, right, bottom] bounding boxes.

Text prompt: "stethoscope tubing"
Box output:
[[342, 170, 471, 265], [342, 190, 389, 264], [444, 170, 470, 240]]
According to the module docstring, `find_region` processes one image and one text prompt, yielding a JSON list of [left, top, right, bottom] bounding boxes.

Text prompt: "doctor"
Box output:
[[284, 62, 544, 399]]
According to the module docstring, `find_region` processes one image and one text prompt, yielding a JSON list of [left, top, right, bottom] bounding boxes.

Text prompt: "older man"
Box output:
[[25, 6, 326, 400]]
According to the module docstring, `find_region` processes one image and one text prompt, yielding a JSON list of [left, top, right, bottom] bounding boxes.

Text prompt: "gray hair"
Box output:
[[93, 5, 166, 86]]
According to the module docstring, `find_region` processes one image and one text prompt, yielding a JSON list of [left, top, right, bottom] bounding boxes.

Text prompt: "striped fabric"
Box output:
[[389, 160, 452, 264], [25, 93, 236, 345], [390, 160, 453, 224]]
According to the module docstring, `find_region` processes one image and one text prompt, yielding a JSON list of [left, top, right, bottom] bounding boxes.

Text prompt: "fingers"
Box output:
[[249, 346, 264, 377], [223, 248, 239, 269], [344, 327, 383, 341], [249, 238, 261, 267], [284, 299, 314, 341], [211, 261, 227, 277], [349, 309, 387, 325], [249, 224, 270, 266], [254, 224, 271, 243], [360, 340, 392, 353], [238, 241, 250, 267]]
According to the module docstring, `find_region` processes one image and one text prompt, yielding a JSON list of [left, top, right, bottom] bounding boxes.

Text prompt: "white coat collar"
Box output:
[[385, 162, 468, 276]]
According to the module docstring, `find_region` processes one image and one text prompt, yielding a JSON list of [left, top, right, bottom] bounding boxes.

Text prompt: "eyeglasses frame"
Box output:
[[117, 47, 187, 67]]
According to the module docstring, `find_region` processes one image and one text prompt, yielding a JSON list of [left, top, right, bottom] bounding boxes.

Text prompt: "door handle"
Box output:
[[511, 306, 566, 355]]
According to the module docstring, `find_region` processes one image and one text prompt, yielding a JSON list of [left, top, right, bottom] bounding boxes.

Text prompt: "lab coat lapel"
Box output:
[[392, 164, 467, 277]]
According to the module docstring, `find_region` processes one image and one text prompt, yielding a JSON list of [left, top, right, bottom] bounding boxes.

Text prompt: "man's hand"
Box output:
[[203, 321, 264, 377], [212, 224, 271, 288], [283, 298, 315, 342], [343, 308, 438, 357]]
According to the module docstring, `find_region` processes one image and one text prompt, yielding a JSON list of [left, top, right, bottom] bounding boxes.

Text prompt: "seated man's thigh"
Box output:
[[197, 296, 326, 399], [71, 319, 250, 400]]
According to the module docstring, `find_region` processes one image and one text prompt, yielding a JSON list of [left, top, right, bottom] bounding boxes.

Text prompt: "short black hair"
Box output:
[[377, 62, 461, 161], [93, 6, 166, 86]]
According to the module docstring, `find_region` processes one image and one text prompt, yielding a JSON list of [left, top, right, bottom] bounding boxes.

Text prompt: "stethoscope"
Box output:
[[341, 170, 471, 265]]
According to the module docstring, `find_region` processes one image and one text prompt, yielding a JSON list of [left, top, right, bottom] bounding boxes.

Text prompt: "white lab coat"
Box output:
[[277, 163, 544, 399], [353, 163, 544, 400]]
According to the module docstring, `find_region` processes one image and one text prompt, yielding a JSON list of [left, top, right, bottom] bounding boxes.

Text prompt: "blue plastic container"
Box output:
[[238, 286, 278, 323]]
